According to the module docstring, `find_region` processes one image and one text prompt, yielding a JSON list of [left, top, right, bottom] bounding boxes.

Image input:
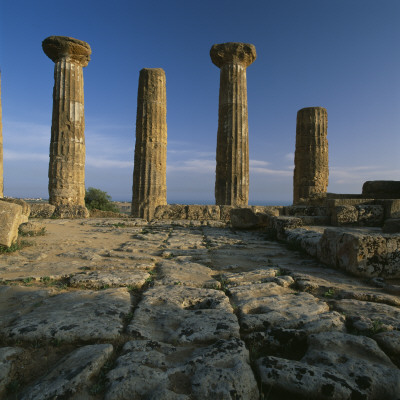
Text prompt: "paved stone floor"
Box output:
[[0, 218, 399, 399]]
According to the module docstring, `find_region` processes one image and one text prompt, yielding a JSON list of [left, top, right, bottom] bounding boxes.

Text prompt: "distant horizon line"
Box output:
[[15, 197, 292, 206]]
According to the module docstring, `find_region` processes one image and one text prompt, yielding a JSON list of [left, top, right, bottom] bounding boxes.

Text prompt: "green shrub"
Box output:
[[85, 187, 119, 212]]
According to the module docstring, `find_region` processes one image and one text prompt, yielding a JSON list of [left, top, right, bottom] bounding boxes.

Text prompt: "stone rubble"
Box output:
[[0, 218, 399, 399]]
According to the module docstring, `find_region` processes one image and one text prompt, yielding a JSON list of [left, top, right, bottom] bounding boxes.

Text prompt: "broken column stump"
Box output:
[[293, 107, 329, 204], [131, 68, 167, 220]]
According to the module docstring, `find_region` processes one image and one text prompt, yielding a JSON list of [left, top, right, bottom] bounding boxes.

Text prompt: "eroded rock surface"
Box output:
[[0, 218, 399, 399]]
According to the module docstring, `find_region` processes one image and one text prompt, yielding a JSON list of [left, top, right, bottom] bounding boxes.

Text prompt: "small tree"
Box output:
[[85, 187, 120, 212]]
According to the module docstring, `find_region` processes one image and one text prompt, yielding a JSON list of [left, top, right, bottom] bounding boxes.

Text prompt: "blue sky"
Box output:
[[0, 0, 399, 204]]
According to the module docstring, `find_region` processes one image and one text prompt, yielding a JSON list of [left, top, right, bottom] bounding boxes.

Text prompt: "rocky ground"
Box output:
[[0, 218, 399, 399]]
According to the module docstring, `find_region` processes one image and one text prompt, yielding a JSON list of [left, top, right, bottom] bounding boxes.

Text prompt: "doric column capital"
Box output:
[[42, 36, 91, 67], [210, 42, 256, 68]]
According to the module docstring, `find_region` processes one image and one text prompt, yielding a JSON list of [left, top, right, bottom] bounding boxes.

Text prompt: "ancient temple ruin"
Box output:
[[42, 36, 91, 211], [131, 68, 167, 220], [211, 42, 256, 206], [293, 107, 329, 204]]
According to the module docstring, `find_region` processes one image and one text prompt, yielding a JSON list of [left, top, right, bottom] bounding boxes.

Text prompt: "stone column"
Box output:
[[0, 71, 3, 198], [293, 107, 328, 204], [42, 36, 91, 213], [210, 42, 256, 206], [131, 68, 167, 220]]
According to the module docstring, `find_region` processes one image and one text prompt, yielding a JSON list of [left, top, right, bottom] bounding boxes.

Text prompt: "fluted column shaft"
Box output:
[[293, 107, 329, 204], [211, 42, 256, 206], [49, 58, 85, 205], [42, 36, 91, 207], [215, 64, 249, 205], [131, 68, 167, 220], [0, 72, 3, 198]]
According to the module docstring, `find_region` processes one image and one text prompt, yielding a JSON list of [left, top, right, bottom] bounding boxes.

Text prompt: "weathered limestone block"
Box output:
[[220, 205, 235, 222], [0, 201, 22, 247], [42, 36, 91, 207], [319, 228, 400, 278], [268, 216, 303, 240], [131, 68, 167, 221], [285, 205, 328, 217], [286, 228, 323, 257], [1, 198, 30, 223], [53, 204, 90, 218], [18, 221, 45, 236], [252, 206, 282, 216], [154, 204, 187, 220], [0, 72, 3, 198], [186, 205, 220, 220], [211, 42, 256, 206], [29, 203, 56, 218], [293, 107, 328, 204], [230, 207, 271, 229], [331, 205, 359, 225], [331, 204, 384, 226], [362, 180, 400, 199]]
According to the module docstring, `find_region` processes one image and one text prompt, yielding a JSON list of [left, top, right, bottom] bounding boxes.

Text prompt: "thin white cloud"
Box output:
[[86, 157, 132, 169], [3, 150, 48, 162], [250, 159, 270, 167], [3, 120, 50, 147], [251, 167, 292, 177], [168, 149, 214, 157], [284, 152, 294, 162], [167, 159, 215, 173]]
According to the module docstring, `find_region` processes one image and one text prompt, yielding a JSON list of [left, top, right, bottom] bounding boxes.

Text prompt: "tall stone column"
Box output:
[[211, 42, 256, 206], [293, 107, 329, 204], [131, 68, 167, 220], [0, 71, 3, 198], [42, 36, 91, 211]]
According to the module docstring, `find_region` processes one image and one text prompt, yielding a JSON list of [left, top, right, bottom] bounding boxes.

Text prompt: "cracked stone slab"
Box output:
[[0, 286, 53, 328], [374, 330, 400, 362], [104, 249, 162, 262], [105, 338, 258, 400], [221, 267, 283, 286], [0, 260, 89, 281], [229, 282, 328, 317], [245, 311, 345, 356], [231, 284, 331, 332], [332, 298, 400, 332], [155, 260, 220, 288], [80, 218, 148, 227], [2, 288, 131, 341], [21, 344, 113, 400], [127, 286, 239, 344], [257, 331, 400, 399], [69, 269, 150, 289], [0, 347, 23, 395]]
